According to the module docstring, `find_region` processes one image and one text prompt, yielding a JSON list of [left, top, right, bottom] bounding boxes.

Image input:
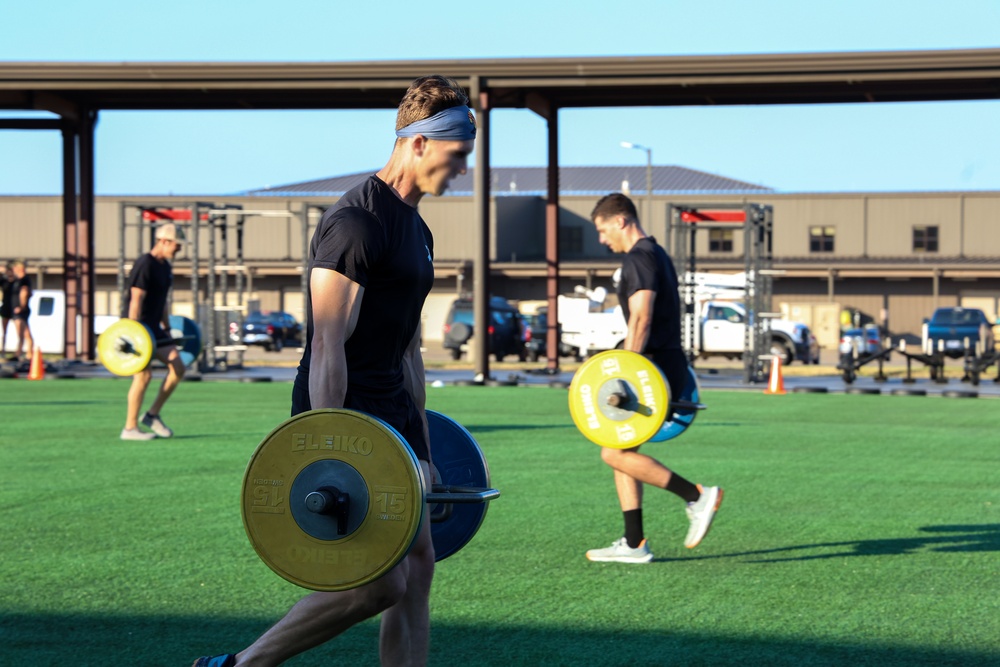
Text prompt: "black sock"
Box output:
[[623, 509, 644, 548], [665, 474, 701, 504]]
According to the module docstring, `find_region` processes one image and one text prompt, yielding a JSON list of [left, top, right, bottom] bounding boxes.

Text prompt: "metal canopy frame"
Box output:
[[2, 49, 999, 376], [669, 203, 774, 384], [117, 201, 315, 371]]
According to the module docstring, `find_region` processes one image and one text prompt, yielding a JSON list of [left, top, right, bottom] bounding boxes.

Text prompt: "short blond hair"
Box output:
[[395, 75, 471, 132]]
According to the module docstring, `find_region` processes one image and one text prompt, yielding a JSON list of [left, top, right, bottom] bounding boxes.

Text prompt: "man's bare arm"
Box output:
[[128, 286, 146, 321], [308, 268, 364, 410], [625, 289, 656, 354]]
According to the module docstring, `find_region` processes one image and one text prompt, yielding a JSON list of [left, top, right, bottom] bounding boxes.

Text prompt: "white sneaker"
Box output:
[[121, 427, 156, 441], [586, 537, 653, 563], [685, 485, 723, 548], [141, 412, 174, 438]]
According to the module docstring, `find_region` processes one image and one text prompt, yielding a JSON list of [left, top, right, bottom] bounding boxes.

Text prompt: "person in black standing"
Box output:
[[8, 260, 34, 363], [584, 193, 723, 564], [192, 75, 476, 667], [1, 262, 13, 358], [119, 223, 186, 441]]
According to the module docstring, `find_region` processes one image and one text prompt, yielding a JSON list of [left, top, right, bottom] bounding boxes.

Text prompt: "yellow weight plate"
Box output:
[[568, 350, 670, 449], [97, 319, 155, 376], [242, 409, 425, 591]]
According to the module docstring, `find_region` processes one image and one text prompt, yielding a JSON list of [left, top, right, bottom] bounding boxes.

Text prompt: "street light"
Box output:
[[620, 141, 653, 223]]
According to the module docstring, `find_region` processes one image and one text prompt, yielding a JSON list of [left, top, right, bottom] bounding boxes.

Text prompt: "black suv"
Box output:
[[443, 296, 526, 362]]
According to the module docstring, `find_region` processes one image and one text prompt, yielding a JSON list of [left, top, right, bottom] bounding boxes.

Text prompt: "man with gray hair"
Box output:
[[119, 222, 187, 440]]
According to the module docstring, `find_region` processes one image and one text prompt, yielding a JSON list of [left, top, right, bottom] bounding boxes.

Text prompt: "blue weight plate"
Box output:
[[426, 410, 492, 561], [649, 364, 700, 443], [168, 315, 203, 367]]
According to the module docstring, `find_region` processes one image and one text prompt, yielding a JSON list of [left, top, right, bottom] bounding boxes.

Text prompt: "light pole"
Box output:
[[620, 141, 653, 223]]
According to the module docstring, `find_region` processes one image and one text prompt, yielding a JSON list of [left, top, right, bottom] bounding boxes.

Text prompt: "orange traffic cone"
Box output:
[[764, 355, 785, 395], [28, 348, 45, 380]]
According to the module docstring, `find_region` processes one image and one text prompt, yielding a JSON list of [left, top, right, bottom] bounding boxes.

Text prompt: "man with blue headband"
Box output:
[[193, 75, 475, 667]]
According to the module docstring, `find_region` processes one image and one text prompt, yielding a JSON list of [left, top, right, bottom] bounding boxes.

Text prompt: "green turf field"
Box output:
[[1, 379, 997, 666]]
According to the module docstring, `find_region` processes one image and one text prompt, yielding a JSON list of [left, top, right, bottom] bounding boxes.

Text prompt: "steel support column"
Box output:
[[78, 109, 97, 359], [544, 110, 560, 372], [60, 120, 80, 360], [470, 77, 491, 380], [526, 93, 560, 372]]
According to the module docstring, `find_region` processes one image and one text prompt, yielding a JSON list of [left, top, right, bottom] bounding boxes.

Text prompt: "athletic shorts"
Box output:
[[291, 375, 430, 462], [651, 348, 690, 403]]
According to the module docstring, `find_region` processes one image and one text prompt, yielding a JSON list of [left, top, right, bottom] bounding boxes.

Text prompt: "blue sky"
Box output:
[[1, 0, 998, 195]]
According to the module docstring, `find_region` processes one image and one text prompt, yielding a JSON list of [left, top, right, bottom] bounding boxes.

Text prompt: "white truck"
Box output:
[[556, 274, 819, 365], [558, 289, 627, 359], [693, 300, 819, 365], [1, 289, 117, 356]]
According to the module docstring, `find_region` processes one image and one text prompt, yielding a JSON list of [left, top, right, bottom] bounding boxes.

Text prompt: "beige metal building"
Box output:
[[4, 51, 1000, 363], [3, 176, 998, 350]]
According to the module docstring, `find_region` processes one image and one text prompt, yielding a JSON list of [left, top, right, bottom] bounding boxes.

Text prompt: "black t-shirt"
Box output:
[[297, 175, 435, 396], [8, 275, 32, 312], [0, 276, 9, 317], [121, 253, 172, 327], [616, 236, 682, 353]]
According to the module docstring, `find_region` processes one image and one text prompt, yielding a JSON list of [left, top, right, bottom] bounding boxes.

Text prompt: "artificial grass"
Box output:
[[0, 379, 997, 666]]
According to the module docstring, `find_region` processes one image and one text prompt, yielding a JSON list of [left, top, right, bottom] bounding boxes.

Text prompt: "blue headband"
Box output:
[[396, 105, 477, 141]]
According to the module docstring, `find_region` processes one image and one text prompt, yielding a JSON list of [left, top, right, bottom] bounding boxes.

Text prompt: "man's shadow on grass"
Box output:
[[662, 523, 1000, 563]]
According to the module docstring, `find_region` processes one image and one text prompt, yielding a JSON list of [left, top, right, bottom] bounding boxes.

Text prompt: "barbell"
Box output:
[[96, 315, 202, 376], [241, 408, 500, 591], [568, 349, 704, 449]]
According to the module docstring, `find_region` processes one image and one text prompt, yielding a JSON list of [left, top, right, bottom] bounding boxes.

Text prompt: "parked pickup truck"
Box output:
[[691, 300, 819, 365], [921, 307, 995, 358], [558, 293, 818, 365], [559, 301, 628, 359]]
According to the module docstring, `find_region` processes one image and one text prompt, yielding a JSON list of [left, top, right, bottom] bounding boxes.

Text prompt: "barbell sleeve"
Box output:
[[426, 485, 501, 504]]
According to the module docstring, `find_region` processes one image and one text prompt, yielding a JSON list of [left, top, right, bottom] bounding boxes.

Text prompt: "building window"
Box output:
[[709, 229, 734, 252], [913, 225, 939, 253], [560, 226, 583, 255], [809, 226, 835, 253]]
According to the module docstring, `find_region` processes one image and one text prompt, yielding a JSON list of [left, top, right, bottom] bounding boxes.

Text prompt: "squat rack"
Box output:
[[117, 201, 323, 371], [668, 203, 775, 384]]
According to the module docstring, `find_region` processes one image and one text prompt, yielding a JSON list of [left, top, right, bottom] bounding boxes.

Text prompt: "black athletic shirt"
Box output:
[[7, 275, 32, 318], [616, 236, 689, 397], [121, 253, 172, 328], [0, 275, 10, 318], [617, 236, 682, 353], [296, 175, 435, 396]]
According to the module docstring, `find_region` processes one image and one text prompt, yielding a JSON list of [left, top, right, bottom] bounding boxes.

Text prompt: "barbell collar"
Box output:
[[304, 486, 352, 535], [606, 379, 633, 408], [116, 338, 141, 356]]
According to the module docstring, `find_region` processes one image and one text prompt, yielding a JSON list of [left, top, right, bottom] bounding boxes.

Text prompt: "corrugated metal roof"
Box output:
[[245, 165, 772, 197]]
